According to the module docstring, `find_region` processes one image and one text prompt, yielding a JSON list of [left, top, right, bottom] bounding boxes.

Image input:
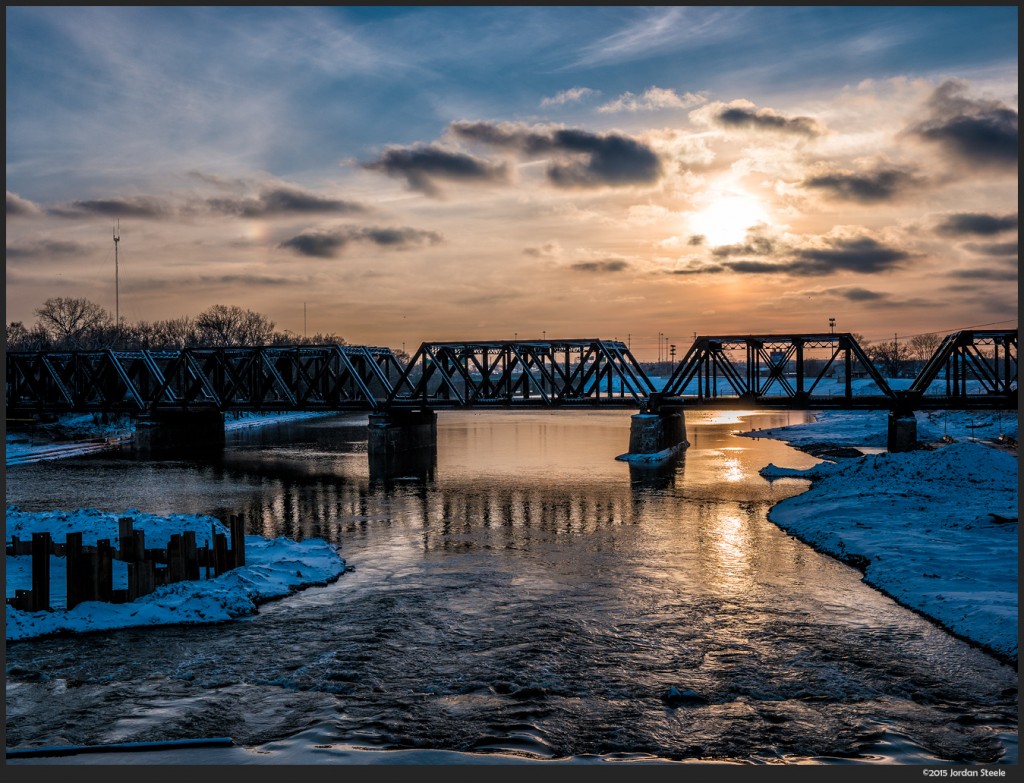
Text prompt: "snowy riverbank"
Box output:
[[5, 507, 347, 642], [740, 410, 1018, 664]]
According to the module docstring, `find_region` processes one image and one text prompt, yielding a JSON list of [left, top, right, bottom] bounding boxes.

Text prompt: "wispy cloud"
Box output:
[[540, 87, 598, 108], [597, 87, 705, 113], [6, 191, 44, 217], [204, 187, 365, 218], [569, 7, 745, 68]]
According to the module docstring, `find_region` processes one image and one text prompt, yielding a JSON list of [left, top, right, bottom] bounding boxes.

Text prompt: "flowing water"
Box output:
[[4, 410, 1018, 764]]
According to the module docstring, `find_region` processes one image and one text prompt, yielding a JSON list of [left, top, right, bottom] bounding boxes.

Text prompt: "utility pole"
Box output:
[[113, 221, 120, 344], [670, 343, 676, 362], [829, 317, 836, 335]]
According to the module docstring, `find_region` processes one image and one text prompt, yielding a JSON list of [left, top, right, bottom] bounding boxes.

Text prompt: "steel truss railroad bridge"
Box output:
[[5, 330, 1017, 417]]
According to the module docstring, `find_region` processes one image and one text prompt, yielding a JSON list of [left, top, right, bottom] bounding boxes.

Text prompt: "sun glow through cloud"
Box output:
[[690, 189, 771, 246]]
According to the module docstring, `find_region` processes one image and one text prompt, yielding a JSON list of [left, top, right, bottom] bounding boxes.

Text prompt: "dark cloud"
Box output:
[[6, 239, 89, 260], [569, 259, 630, 273], [935, 212, 1018, 236], [909, 80, 1018, 167], [712, 105, 823, 136], [197, 274, 298, 287], [6, 191, 42, 217], [687, 235, 705, 246], [833, 287, 888, 302], [671, 263, 725, 275], [710, 234, 776, 257], [696, 234, 911, 276], [280, 225, 443, 258], [49, 196, 171, 219], [802, 166, 923, 203], [946, 267, 1018, 281], [207, 188, 364, 218], [450, 121, 662, 187], [962, 241, 1018, 257], [362, 144, 507, 196], [787, 236, 911, 274]]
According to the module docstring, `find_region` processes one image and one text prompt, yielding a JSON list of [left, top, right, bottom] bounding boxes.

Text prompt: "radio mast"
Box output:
[[113, 220, 120, 336]]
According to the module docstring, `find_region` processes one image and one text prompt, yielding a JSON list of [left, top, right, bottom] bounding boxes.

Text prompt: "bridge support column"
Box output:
[[133, 409, 225, 453], [368, 410, 438, 482], [887, 412, 918, 453], [619, 406, 689, 463]]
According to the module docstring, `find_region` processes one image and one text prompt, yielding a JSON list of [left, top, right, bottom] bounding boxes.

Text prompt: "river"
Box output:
[[4, 410, 1018, 764]]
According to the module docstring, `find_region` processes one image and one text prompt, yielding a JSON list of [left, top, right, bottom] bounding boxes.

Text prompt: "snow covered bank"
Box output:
[[5, 410, 337, 466], [758, 441, 1018, 663], [5, 507, 347, 642]]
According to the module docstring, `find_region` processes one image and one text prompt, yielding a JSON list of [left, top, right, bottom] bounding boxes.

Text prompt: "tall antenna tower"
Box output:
[[113, 220, 120, 335]]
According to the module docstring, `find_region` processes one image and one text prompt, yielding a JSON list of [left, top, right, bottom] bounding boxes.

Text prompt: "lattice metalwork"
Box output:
[[384, 340, 656, 408], [654, 333, 893, 409], [5, 345, 406, 414], [906, 330, 1017, 408]]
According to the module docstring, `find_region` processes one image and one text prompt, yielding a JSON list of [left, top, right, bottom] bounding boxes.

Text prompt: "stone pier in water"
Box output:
[[620, 406, 689, 462]]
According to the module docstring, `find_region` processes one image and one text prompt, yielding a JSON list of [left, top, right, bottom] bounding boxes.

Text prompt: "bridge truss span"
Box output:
[[384, 339, 656, 409], [5, 345, 407, 415]]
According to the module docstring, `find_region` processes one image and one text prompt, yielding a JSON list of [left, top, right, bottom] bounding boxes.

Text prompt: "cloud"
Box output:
[[946, 267, 1018, 281], [206, 187, 364, 218], [6, 191, 44, 217], [522, 241, 562, 258], [962, 241, 1018, 257], [362, 144, 507, 196], [710, 234, 777, 258], [449, 121, 662, 187], [597, 87, 705, 113], [49, 196, 172, 219], [540, 87, 598, 108], [802, 165, 924, 203], [695, 99, 824, 136], [691, 231, 913, 276], [569, 258, 630, 273], [6, 239, 90, 260], [908, 79, 1018, 167], [279, 225, 442, 258], [786, 235, 912, 274], [935, 212, 1018, 236]]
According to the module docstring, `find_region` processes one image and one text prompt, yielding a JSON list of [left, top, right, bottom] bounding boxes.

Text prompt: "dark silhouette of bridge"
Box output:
[[5, 331, 1016, 416]]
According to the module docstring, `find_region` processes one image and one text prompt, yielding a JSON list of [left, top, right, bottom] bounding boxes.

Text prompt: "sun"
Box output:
[[690, 190, 771, 247]]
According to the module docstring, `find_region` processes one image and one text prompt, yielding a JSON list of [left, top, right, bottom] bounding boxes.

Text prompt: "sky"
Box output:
[[5, 6, 1019, 360]]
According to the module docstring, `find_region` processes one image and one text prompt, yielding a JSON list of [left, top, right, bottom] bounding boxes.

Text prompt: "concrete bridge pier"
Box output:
[[622, 405, 689, 461], [133, 408, 226, 453], [368, 409, 438, 482], [887, 411, 918, 453]]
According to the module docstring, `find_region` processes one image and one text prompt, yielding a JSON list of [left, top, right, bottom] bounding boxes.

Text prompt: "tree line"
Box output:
[[6, 297, 946, 378], [6, 297, 347, 352]]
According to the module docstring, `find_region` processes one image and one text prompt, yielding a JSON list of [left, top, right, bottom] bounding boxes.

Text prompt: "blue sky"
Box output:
[[6, 6, 1018, 356]]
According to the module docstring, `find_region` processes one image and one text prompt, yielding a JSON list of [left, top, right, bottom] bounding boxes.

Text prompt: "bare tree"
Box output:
[[196, 305, 275, 346], [34, 297, 112, 349], [868, 338, 912, 378], [908, 333, 942, 362]]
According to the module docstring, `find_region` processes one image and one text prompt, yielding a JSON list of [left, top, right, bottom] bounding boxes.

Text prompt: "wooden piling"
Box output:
[[66, 532, 83, 610], [214, 533, 228, 577], [167, 534, 182, 583], [118, 517, 135, 561], [183, 531, 199, 581], [96, 539, 114, 602], [31, 532, 51, 611], [229, 516, 246, 568]]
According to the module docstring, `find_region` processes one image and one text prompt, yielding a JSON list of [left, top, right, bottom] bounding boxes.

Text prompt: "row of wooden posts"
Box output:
[[5, 515, 246, 613]]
